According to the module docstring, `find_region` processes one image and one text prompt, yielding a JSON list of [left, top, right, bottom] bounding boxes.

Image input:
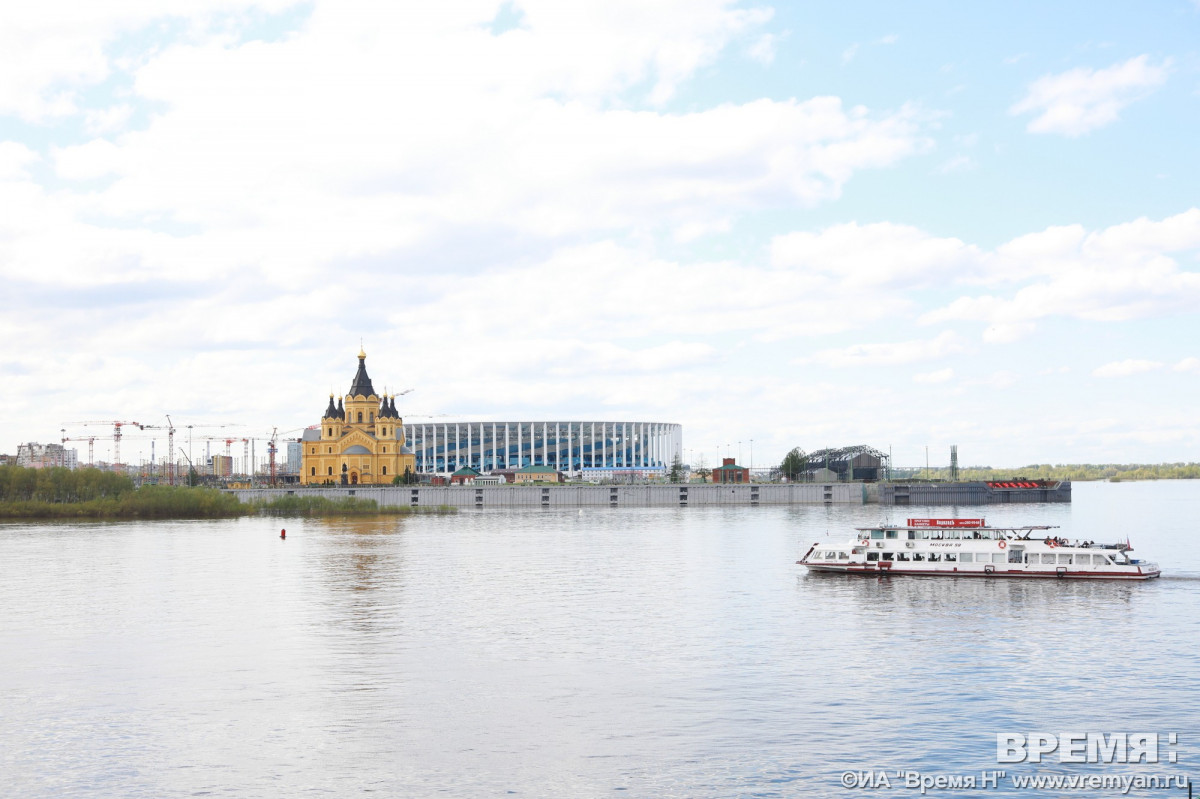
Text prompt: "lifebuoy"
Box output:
[[998, 540, 1007, 549], [1048, 539, 1058, 548]]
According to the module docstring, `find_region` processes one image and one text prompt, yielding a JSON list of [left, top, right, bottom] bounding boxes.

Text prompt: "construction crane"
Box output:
[[138, 415, 178, 485], [60, 429, 105, 467], [66, 421, 143, 469], [265, 427, 306, 486]]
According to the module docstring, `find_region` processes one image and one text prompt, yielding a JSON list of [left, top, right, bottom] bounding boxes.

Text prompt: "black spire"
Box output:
[[389, 395, 399, 418], [348, 349, 376, 397], [379, 396, 391, 419], [323, 394, 337, 419], [336, 397, 345, 420]]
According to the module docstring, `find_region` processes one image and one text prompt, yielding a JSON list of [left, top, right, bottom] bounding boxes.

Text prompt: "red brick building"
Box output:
[[712, 457, 749, 483]]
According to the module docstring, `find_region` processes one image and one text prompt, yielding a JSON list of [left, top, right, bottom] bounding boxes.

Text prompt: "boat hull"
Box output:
[[802, 563, 1161, 581]]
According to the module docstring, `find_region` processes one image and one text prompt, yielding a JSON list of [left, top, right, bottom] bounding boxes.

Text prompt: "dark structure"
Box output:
[[803, 445, 886, 482], [880, 480, 1071, 505]]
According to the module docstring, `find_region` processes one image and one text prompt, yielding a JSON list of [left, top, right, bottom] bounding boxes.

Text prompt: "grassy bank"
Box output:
[[0, 465, 454, 519], [0, 484, 248, 519]]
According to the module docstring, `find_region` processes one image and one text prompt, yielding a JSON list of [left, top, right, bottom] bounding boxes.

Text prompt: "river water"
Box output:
[[2, 481, 1198, 797]]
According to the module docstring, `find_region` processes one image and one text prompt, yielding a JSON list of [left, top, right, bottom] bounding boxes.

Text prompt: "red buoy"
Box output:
[[280, 529, 286, 539]]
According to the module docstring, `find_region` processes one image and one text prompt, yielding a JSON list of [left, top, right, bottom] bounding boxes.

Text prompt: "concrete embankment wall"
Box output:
[[879, 481, 1072, 505], [228, 482, 864, 508]]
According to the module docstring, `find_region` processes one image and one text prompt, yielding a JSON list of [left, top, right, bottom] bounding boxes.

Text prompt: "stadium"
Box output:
[[401, 421, 682, 477]]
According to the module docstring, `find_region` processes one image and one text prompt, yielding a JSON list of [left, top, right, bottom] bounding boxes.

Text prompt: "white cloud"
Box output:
[[747, 32, 778, 65], [771, 221, 977, 289], [800, 331, 969, 367], [1010, 55, 1170, 136], [913, 368, 954, 384], [0, 142, 39, 180], [841, 43, 859, 64], [936, 154, 974, 174], [0, 1, 303, 121], [1092, 359, 1164, 378], [1173, 357, 1200, 373], [921, 209, 1200, 338]]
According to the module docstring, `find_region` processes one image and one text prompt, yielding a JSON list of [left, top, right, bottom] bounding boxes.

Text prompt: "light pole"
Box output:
[[750, 438, 754, 475]]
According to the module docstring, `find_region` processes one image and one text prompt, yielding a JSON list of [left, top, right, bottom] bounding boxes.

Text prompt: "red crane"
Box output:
[[66, 421, 143, 470]]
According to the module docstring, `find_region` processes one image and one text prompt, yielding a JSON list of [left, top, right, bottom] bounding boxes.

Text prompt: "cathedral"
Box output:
[[299, 349, 416, 485]]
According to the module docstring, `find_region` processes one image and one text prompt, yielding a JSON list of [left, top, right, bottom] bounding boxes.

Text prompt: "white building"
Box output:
[[402, 421, 682, 477], [16, 442, 78, 470]]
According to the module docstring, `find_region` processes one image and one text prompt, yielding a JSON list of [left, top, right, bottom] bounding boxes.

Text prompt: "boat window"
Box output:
[[992, 553, 1007, 564], [1041, 554, 1056, 565], [870, 530, 884, 539], [918, 530, 930, 539], [927, 552, 941, 562], [1008, 550, 1023, 564], [1094, 555, 1110, 565], [1112, 552, 1129, 564], [1058, 554, 1072, 565], [881, 552, 894, 561], [885, 530, 898, 539], [957, 552, 971, 563], [949, 531, 961, 540], [867, 552, 879, 562], [907, 531, 915, 540], [944, 552, 957, 562], [838, 551, 849, 560], [912, 552, 924, 561], [896, 552, 910, 561], [1075, 554, 1091, 565]]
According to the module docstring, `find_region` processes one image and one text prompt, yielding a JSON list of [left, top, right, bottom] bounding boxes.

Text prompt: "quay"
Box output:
[[227, 480, 1070, 508]]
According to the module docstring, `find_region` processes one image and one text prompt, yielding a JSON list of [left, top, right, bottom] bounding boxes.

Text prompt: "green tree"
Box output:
[[781, 447, 807, 481], [668, 454, 685, 483]]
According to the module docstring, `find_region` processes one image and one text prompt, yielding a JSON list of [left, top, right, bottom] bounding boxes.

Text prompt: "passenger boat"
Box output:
[[798, 518, 1160, 581]]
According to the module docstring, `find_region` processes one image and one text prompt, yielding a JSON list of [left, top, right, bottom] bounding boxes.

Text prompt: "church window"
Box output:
[[328, 447, 332, 454], [370, 412, 374, 423], [383, 465, 388, 475], [327, 428, 332, 436], [357, 412, 363, 423], [327, 466, 333, 475], [310, 467, 315, 476]]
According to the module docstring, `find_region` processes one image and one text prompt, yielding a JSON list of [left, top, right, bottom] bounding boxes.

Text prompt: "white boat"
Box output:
[[798, 518, 1160, 581]]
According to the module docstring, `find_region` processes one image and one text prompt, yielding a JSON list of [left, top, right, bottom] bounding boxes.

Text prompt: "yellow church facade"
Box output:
[[299, 350, 416, 485]]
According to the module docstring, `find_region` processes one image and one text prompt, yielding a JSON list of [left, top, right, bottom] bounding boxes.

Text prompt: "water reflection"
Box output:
[[2, 485, 1198, 797]]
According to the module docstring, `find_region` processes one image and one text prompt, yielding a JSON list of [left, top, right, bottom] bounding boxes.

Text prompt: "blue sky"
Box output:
[[2, 0, 1198, 470]]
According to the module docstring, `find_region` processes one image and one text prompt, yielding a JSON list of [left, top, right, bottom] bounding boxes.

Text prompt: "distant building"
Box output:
[[16, 442, 77, 470], [402, 420, 681, 476], [808, 467, 838, 483], [515, 464, 562, 483], [301, 349, 416, 486], [211, 454, 233, 477], [803, 446, 885, 482], [0, 454, 14, 466], [285, 440, 302, 475], [712, 457, 749, 483], [450, 466, 481, 485]]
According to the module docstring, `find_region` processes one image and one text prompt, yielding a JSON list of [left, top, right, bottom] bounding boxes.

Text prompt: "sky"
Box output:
[[2, 0, 1199, 470]]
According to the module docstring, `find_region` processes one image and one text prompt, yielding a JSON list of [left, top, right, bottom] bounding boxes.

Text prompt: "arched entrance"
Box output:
[[350, 472, 359, 485]]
